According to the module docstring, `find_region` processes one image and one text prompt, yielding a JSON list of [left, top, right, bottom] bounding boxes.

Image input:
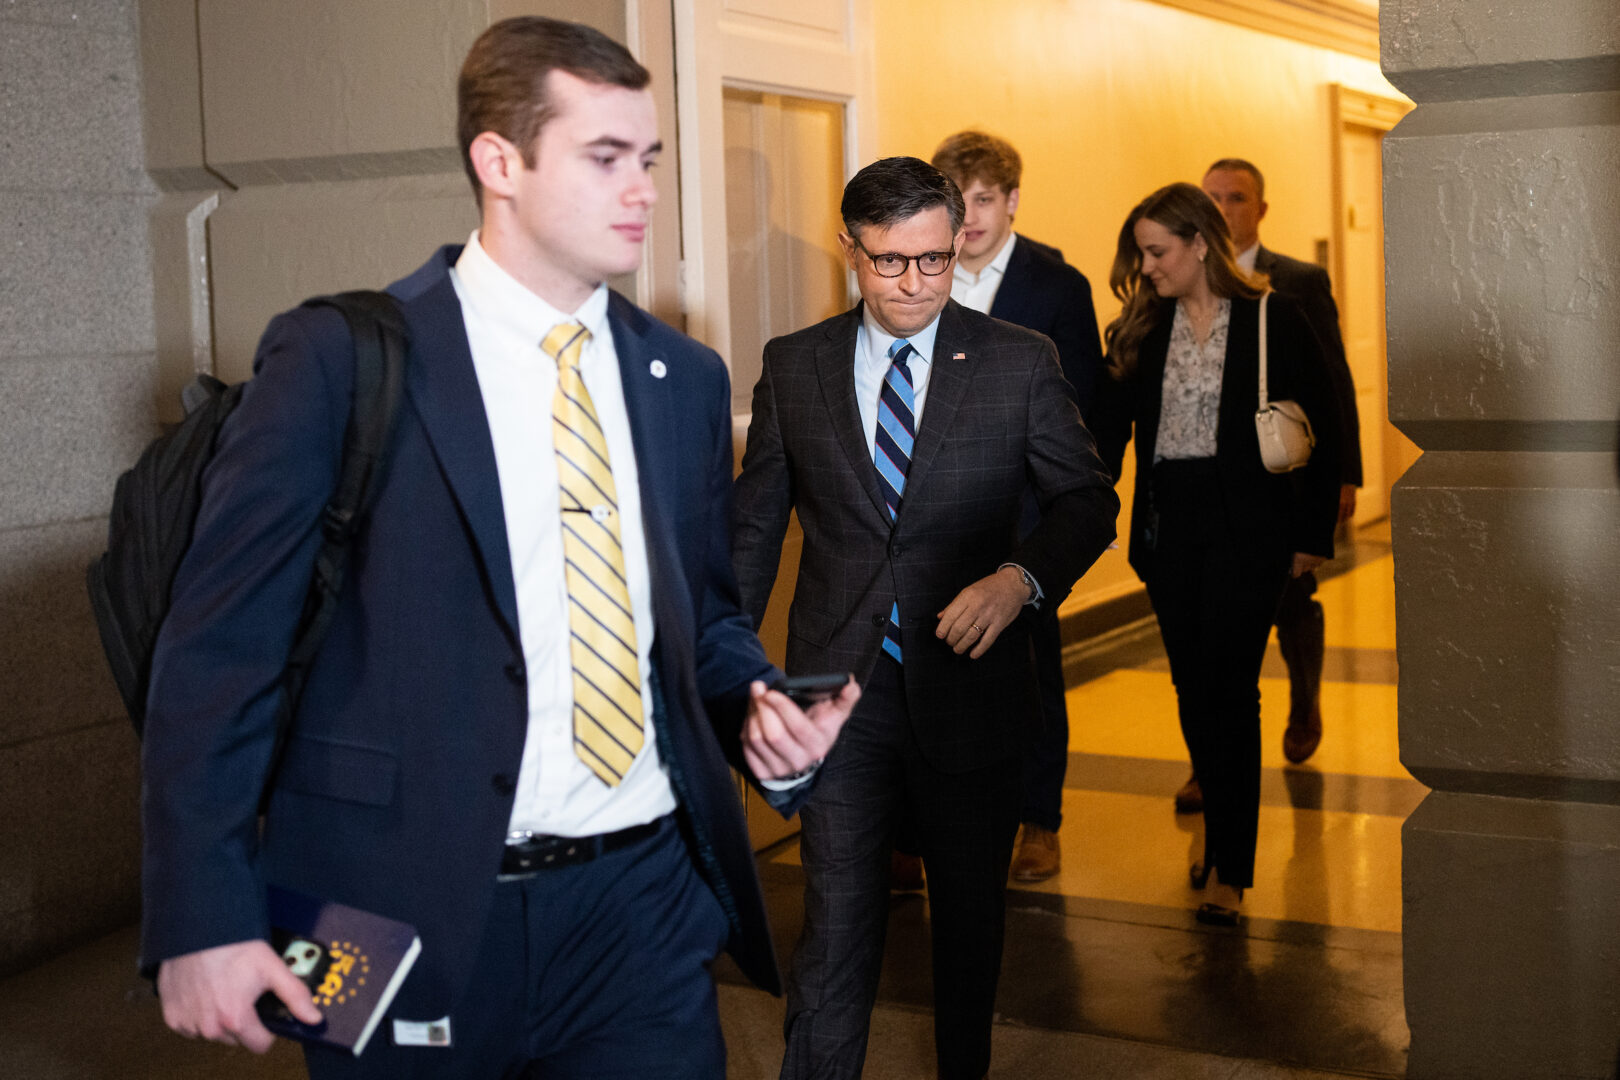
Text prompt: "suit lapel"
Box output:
[[399, 267, 520, 647], [1219, 295, 1259, 433], [607, 292, 677, 607], [904, 301, 974, 502], [816, 306, 890, 523], [1135, 313, 1174, 460], [988, 235, 1033, 325]]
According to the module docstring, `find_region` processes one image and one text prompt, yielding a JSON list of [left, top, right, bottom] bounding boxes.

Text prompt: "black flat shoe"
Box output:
[[1189, 861, 1211, 889]]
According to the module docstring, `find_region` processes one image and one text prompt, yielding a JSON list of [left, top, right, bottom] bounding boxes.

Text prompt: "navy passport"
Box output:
[[256, 885, 422, 1056]]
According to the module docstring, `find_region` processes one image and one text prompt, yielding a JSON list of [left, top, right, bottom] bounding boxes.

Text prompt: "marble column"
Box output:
[[1382, 2, 1620, 1077]]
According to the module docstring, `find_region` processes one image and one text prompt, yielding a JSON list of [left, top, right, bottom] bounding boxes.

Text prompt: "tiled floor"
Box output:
[[728, 523, 1418, 1077], [0, 527, 1414, 1079]]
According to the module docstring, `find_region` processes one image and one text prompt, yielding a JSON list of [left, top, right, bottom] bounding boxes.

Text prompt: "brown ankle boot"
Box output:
[[1174, 773, 1203, 813], [1009, 824, 1061, 882], [1279, 599, 1325, 764], [890, 850, 924, 892]]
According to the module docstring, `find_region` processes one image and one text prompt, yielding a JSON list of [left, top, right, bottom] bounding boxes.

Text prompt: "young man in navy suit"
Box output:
[[142, 17, 856, 1079], [929, 131, 1107, 883]]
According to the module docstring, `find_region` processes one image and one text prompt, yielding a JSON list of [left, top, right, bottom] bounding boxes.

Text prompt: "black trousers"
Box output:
[[1020, 604, 1069, 832], [1142, 459, 1290, 890], [782, 657, 1021, 1080]]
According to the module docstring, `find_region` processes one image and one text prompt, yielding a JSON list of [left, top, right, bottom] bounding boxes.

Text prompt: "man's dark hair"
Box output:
[[457, 17, 650, 203], [840, 157, 965, 239], [1205, 157, 1266, 201]]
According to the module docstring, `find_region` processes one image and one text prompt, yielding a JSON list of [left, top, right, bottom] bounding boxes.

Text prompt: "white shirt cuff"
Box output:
[[759, 761, 822, 791]]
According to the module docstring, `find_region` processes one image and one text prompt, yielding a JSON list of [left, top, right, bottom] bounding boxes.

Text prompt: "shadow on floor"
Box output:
[[719, 861, 1407, 1078]]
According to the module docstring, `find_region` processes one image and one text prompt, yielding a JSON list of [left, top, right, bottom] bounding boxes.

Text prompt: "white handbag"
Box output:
[[1253, 291, 1314, 473]]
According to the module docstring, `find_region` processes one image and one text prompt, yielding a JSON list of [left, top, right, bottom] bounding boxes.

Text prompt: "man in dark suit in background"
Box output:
[[732, 156, 1117, 1080], [930, 130, 1106, 884], [1194, 157, 1362, 792], [142, 18, 856, 1079]]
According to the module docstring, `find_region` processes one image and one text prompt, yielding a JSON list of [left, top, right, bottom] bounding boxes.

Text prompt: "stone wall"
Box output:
[[0, 0, 158, 975], [0, 0, 630, 977], [1383, 1, 1620, 1077]]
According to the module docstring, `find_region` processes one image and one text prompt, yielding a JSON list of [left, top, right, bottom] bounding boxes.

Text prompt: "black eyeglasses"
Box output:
[[853, 238, 956, 278]]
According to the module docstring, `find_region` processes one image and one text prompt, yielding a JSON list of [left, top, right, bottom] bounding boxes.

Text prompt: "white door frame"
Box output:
[[672, 0, 876, 368]]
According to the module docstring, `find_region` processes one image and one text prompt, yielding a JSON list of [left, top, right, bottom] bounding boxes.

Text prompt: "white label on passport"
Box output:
[[393, 1017, 452, 1047]]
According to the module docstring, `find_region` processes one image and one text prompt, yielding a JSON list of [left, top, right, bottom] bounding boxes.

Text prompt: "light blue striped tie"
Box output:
[[875, 340, 916, 663]]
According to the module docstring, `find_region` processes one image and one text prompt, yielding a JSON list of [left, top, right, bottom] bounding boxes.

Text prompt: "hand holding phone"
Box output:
[[744, 672, 860, 783], [777, 672, 854, 709]]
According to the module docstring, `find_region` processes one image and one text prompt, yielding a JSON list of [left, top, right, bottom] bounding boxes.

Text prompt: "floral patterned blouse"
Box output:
[[1153, 298, 1230, 462]]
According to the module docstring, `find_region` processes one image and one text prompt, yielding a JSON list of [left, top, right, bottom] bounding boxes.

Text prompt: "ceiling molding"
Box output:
[[1147, 0, 1379, 61]]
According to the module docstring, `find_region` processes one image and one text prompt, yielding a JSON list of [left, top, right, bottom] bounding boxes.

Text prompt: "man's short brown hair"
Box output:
[[930, 131, 1022, 195], [1205, 158, 1266, 201], [457, 16, 650, 202]]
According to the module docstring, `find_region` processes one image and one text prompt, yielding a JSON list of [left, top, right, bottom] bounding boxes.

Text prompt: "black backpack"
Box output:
[[86, 290, 407, 738]]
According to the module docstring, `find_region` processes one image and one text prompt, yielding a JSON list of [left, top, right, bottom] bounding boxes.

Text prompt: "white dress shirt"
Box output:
[[950, 232, 1017, 315], [451, 231, 677, 839], [852, 304, 1043, 606], [1237, 242, 1259, 274], [854, 307, 941, 454]]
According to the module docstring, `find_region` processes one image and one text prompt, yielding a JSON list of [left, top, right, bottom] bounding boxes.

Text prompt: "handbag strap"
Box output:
[[1256, 290, 1271, 410]]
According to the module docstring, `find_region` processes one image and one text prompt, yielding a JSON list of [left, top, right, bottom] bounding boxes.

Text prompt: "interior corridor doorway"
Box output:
[[667, 0, 874, 850], [1332, 86, 1418, 525]]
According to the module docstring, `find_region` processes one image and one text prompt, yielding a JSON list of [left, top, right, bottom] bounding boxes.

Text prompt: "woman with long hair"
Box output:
[[1094, 182, 1343, 924]]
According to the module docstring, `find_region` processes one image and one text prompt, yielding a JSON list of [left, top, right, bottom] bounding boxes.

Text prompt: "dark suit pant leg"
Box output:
[[909, 727, 1021, 1080], [1274, 570, 1325, 714], [1020, 603, 1069, 832], [782, 663, 910, 1080], [305, 818, 730, 1080], [1143, 462, 1289, 891]]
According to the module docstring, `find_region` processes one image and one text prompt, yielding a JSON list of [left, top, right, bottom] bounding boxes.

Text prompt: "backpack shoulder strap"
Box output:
[[275, 291, 407, 752]]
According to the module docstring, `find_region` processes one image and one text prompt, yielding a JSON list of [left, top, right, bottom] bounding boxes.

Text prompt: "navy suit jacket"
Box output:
[[988, 234, 1106, 535], [141, 247, 795, 1013], [989, 234, 1105, 426]]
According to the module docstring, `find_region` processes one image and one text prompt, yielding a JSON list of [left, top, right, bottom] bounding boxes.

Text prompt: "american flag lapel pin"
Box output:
[[953, 352, 966, 360]]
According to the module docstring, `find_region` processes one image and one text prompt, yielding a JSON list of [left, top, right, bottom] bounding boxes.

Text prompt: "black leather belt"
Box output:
[[499, 817, 664, 876]]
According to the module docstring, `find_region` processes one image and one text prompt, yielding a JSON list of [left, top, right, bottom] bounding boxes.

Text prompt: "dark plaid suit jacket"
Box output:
[[731, 300, 1118, 773]]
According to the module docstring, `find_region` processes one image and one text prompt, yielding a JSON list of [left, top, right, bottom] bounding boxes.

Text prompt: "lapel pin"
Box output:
[[649, 359, 667, 379], [953, 353, 965, 360]]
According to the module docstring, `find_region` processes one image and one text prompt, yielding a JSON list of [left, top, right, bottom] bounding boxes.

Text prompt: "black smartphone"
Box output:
[[776, 673, 852, 708]]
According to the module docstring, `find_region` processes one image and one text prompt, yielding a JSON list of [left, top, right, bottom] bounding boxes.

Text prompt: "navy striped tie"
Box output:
[[875, 340, 916, 663]]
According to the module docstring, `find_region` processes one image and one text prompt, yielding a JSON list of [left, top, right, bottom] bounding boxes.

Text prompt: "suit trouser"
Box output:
[[1274, 569, 1325, 718], [1274, 569, 1319, 627], [304, 816, 730, 1080], [1142, 459, 1289, 890], [782, 657, 1021, 1080], [1020, 604, 1069, 832]]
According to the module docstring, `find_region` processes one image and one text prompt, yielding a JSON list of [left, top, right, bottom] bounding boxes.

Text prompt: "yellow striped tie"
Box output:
[[543, 321, 644, 786]]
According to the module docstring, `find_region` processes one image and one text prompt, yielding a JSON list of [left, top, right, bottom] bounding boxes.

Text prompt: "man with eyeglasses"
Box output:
[[732, 156, 1117, 1080]]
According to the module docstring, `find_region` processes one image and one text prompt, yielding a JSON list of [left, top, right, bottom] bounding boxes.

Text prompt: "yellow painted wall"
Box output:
[[871, 0, 1405, 613]]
